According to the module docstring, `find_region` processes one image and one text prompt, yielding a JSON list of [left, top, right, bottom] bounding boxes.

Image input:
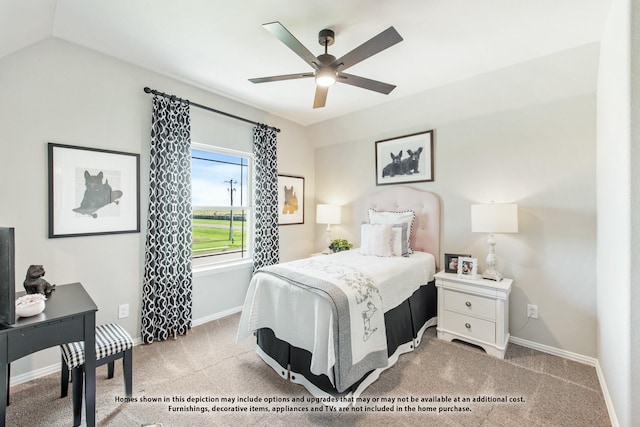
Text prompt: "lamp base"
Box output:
[[482, 268, 503, 281]]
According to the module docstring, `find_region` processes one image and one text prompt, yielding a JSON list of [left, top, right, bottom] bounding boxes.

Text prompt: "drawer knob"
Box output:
[[465, 323, 471, 329], [465, 301, 472, 307]]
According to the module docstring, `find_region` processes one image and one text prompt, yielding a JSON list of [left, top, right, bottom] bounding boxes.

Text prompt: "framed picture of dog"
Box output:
[[48, 143, 140, 238], [375, 130, 434, 186], [277, 174, 304, 225]]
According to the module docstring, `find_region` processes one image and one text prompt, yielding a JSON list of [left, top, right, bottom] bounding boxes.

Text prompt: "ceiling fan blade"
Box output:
[[334, 26, 403, 72], [338, 73, 396, 94], [249, 73, 313, 84], [313, 86, 329, 109], [263, 21, 318, 68]]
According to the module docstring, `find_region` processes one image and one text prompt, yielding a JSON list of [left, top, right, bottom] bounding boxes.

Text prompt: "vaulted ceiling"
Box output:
[[0, 0, 612, 126]]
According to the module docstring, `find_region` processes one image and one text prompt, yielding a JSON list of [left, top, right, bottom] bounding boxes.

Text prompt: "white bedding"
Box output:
[[236, 249, 436, 382]]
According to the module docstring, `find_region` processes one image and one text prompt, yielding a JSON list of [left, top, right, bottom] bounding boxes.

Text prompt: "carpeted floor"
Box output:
[[6, 313, 611, 426]]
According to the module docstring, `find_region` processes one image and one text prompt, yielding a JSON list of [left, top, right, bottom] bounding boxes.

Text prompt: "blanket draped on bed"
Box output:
[[258, 258, 389, 392]]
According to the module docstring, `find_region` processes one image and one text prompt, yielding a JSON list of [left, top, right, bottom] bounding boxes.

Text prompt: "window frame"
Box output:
[[191, 142, 254, 271]]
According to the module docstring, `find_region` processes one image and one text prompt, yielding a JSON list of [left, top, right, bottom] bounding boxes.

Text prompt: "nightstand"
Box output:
[[434, 271, 512, 359]]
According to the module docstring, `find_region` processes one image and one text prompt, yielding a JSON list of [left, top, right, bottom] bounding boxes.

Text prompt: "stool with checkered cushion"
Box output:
[[60, 323, 133, 426]]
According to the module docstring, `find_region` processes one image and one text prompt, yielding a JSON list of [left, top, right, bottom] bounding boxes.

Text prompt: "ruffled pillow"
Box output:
[[360, 223, 394, 257], [368, 209, 415, 252]]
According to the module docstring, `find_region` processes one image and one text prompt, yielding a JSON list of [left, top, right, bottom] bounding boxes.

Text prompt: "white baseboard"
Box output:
[[9, 314, 620, 427], [10, 308, 241, 386], [594, 359, 620, 427], [509, 335, 597, 366], [192, 305, 243, 327], [509, 336, 619, 427], [10, 363, 61, 387]]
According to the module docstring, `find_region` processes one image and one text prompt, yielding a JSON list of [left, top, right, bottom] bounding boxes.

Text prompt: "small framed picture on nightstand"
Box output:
[[444, 253, 471, 273], [457, 257, 478, 279]]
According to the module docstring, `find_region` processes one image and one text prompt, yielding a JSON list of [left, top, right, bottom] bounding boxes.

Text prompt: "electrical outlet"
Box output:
[[118, 304, 129, 319], [527, 304, 538, 319]]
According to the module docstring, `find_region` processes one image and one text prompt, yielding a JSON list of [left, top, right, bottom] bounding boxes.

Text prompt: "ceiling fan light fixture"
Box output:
[[315, 68, 337, 87]]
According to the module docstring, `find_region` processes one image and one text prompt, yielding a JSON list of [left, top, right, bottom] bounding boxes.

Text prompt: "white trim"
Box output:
[[10, 363, 60, 386], [10, 307, 242, 386], [594, 359, 621, 427], [509, 335, 597, 366], [191, 141, 254, 160], [193, 259, 253, 277], [192, 305, 243, 327], [509, 336, 618, 427], [10, 336, 144, 386]]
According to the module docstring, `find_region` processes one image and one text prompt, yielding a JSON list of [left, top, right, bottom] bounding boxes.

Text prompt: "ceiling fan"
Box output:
[[249, 22, 403, 109]]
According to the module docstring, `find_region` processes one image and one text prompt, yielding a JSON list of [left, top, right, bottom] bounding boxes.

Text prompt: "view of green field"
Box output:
[[192, 211, 247, 257]]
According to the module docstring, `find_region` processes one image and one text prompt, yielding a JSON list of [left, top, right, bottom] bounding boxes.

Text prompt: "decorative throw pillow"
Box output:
[[360, 223, 394, 257], [391, 223, 409, 257], [368, 209, 415, 251]]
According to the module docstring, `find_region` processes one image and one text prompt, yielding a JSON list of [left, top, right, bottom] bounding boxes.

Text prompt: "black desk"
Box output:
[[0, 283, 97, 427]]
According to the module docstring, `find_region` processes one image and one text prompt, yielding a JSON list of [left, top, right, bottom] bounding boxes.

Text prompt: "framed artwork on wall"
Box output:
[[457, 257, 478, 280], [277, 174, 304, 225], [375, 129, 434, 186], [48, 143, 140, 238], [444, 253, 471, 274]]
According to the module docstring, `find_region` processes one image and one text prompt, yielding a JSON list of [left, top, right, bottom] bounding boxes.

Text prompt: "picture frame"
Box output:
[[48, 143, 140, 238], [277, 174, 304, 225], [375, 129, 434, 186], [457, 257, 478, 280], [444, 253, 471, 274]]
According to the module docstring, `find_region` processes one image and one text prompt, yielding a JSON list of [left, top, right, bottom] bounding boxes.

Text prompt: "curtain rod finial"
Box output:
[[143, 87, 152, 94]]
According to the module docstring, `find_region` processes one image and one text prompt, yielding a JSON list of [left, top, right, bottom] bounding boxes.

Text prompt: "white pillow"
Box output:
[[368, 209, 415, 251], [360, 223, 393, 257], [391, 223, 409, 257]]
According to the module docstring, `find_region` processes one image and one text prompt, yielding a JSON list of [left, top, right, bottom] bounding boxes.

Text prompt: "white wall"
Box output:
[[629, 0, 640, 421], [596, 0, 639, 425], [310, 44, 599, 358], [0, 37, 314, 379]]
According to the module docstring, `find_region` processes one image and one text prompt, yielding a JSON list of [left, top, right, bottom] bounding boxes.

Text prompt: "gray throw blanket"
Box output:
[[259, 259, 389, 392]]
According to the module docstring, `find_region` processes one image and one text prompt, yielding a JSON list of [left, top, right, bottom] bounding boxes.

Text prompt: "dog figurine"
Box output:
[[23, 265, 56, 296], [382, 151, 403, 177], [401, 147, 423, 175]]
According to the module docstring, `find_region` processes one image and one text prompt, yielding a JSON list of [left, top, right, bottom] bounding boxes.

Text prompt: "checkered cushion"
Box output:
[[61, 323, 133, 369]]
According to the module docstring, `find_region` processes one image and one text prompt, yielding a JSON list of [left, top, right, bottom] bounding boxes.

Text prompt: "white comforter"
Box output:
[[236, 249, 435, 383]]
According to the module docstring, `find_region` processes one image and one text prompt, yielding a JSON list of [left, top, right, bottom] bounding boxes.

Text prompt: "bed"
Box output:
[[237, 186, 440, 402]]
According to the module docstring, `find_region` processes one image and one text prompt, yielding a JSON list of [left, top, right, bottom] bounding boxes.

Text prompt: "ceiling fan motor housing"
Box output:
[[318, 29, 335, 47]]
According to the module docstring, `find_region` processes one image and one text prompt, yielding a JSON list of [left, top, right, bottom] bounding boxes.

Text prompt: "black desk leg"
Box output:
[[84, 313, 96, 427], [0, 338, 7, 427]]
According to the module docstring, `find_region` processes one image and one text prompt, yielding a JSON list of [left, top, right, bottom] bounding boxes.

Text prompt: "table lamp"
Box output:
[[471, 203, 518, 281], [316, 204, 341, 253]]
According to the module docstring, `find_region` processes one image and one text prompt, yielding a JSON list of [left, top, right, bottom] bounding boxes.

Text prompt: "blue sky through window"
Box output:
[[191, 149, 248, 207]]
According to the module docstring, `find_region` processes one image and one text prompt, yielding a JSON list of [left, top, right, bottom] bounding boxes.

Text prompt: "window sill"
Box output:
[[193, 259, 253, 277]]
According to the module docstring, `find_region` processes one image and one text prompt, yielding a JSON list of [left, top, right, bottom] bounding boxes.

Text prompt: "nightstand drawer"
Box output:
[[442, 310, 496, 344], [443, 289, 496, 320]]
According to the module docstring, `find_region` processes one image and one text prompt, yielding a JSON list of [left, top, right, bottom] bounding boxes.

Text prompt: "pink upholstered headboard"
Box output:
[[363, 187, 441, 269]]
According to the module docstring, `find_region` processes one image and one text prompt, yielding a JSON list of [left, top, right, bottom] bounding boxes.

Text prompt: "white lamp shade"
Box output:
[[471, 203, 518, 233], [316, 204, 341, 225]]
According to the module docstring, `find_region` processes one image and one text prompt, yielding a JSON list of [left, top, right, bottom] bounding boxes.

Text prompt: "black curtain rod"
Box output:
[[143, 87, 281, 133]]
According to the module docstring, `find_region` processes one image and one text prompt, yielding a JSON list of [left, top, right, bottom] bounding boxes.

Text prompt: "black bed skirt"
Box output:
[[255, 279, 438, 397]]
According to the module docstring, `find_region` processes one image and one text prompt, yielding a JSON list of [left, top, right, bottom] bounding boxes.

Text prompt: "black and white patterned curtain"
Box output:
[[253, 125, 279, 272], [141, 96, 193, 344]]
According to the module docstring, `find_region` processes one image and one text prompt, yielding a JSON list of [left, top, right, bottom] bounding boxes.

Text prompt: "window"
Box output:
[[191, 143, 252, 267]]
